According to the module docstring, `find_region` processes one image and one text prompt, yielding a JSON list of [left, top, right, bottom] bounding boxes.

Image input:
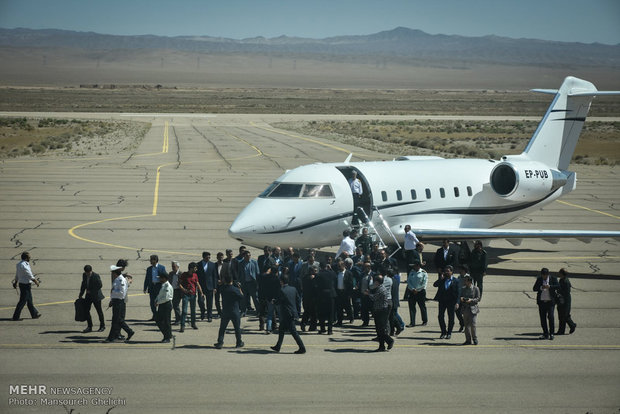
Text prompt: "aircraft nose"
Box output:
[[228, 214, 256, 242]]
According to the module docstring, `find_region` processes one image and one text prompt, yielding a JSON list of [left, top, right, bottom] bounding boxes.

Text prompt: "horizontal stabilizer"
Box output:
[[524, 76, 613, 170]]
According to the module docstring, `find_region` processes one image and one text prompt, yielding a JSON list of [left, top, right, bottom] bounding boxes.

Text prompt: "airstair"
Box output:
[[356, 207, 402, 259]]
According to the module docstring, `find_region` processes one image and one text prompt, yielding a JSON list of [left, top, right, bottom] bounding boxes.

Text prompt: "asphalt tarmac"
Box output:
[[0, 113, 619, 413]]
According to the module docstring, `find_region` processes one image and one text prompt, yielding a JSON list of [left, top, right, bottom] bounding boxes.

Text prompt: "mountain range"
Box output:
[[1, 26, 619, 67]]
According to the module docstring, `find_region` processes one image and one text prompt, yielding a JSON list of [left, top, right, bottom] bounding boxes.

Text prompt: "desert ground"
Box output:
[[0, 112, 618, 413]]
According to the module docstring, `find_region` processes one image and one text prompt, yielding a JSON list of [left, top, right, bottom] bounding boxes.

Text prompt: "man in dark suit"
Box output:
[[315, 262, 337, 334], [79, 265, 105, 333], [222, 249, 236, 283], [286, 252, 303, 293], [213, 252, 228, 317], [257, 246, 272, 273], [300, 261, 318, 332], [533, 267, 560, 340], [433, 265, 460, 339], [378, 249, 398, 276], [413, 242, 426, 267], [469, 240, 488, 296], [433, 239, 459, 276], [144, 255, 167, 321], [271, 273, 306, 354], [230, 246, 246, 288], [214, 274, 244, 349], [335, 259, 354, 325], [197, 251, 217, 322]]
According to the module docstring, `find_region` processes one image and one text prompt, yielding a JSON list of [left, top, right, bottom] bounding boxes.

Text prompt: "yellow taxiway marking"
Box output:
[[557, 199, 620, 220], [251, 122, 352, 155], [0, 293, 146, 311], [162, 121, 169, 153], [67, 124, 263, 255]]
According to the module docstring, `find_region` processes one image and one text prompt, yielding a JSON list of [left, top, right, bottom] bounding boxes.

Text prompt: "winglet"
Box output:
[[344, 153, 353, 163]]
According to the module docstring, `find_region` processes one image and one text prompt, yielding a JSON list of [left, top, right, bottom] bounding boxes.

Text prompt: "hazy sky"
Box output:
[[0, 0, 619, 45]]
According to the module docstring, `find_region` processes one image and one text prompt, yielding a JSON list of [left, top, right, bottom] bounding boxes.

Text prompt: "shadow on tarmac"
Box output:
[[489, 267, 620, 280], [324, 348, 378, 353], [177, 344, 213, 349], [327, 337, 367, 343], [59, 336, 107, 344], [494, 332, 546, 341], [419, 342, 463, 346], [234, 349, 273, 355]]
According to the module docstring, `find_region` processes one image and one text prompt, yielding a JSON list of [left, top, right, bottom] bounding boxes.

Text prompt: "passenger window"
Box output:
[[454, 187, 460, 197], [410, 189, 417, 200], [381, 191, 387, 202], [396, 190, 402, 201], [267, 183, 303, 198], [302, 184, 334, 198], [440, 188, 445, 198], [425, 188, 431, 199], [467, 186, 473, 196]]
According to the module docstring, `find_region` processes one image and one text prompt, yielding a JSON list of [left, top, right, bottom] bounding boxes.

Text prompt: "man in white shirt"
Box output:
[[349, 171, 363, 224], [12, 252, 41, 321], [169, 261, 183, 324], [105, 267, 135, 343], [155, 273, 174, 343], [336, 229, 358, 258], [403, 225, 420, 266]]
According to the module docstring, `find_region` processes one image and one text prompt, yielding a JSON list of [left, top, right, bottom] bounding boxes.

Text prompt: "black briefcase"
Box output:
[[74, 298, 88, 322]]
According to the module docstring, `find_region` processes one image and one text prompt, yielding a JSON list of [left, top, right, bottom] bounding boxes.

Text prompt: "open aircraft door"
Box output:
[[336, 166, 374, 222]]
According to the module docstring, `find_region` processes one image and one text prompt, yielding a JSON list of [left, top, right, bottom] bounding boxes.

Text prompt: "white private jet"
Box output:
[[229, 76, 620, 249]]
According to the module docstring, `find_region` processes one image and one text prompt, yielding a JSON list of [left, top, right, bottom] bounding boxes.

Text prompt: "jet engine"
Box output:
[[489, 161, 568, 201]]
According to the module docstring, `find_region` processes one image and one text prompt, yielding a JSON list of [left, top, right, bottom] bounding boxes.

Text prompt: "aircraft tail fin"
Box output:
[[524, 76, 620, 170]]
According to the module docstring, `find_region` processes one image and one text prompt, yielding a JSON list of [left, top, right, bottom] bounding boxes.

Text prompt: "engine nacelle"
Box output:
[[490, 161, 568, 201]]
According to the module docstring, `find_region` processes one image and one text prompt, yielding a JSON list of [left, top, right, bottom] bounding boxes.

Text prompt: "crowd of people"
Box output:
[[11, 226, 577, 351]]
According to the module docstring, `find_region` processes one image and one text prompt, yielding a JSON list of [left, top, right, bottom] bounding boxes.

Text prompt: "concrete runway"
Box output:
[[0, 113, 619, 413]]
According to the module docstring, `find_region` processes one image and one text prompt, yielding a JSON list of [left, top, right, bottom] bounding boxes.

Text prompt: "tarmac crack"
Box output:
[[238, 126, 322, 162], [171, 125, 181, 168], [10, 222, 45, 249], [191, 125, 233, 169], [123, 152, 136, 164], [587, 262, 600, 273]]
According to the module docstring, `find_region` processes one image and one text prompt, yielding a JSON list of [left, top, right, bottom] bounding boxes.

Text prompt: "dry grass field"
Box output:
[[0, 117, 149, 158], [1, 87, 619, 163], [1, 86, 620, 116], [274, 119, 620, 165]]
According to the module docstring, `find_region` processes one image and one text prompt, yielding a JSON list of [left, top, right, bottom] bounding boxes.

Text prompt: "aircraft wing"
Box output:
[[413, 228, 620, 246]]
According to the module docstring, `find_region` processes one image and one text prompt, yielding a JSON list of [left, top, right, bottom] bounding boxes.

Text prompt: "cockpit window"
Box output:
[[259, 182, 279, 197], [259, 182, 334, 198], [267, 183, 303, 198], [302, 184, 333, 198]]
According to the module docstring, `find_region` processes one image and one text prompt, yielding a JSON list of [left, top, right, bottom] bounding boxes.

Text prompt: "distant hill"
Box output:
[[0, 27, 618, 89]]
